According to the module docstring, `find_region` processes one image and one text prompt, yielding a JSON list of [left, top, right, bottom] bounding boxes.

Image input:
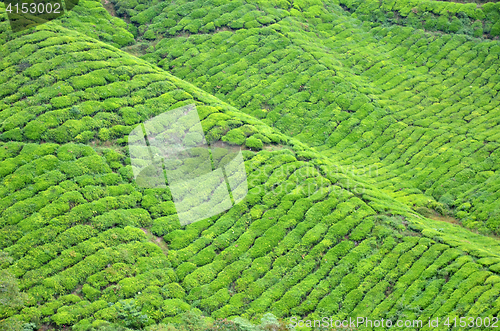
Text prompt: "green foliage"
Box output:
[[174, 309, 209, 331], [245, 136, 263, 151], [115, 300, 149, 329], [82, 284, 101, 301], [0, 269, 28, 318], [162, 299, 190, 317], [491, 21, 500, 37], [206, 319, 244, 331], [1, 0, 500, 329], [0, 318, 26, 331], [222, 129, 247, 146]]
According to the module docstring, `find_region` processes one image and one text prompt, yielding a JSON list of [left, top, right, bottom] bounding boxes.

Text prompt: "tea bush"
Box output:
[[1, 0, 500, 329]]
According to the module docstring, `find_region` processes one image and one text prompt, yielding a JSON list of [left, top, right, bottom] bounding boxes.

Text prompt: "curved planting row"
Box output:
[[4, 136, 498, 329], [338, 0, 500, 39], [322, 24, 500, 234], [1, 1, 500, 330], [0, 14, 287, 153], [125, 0, 500, 235], [112, 0, 291, 41]]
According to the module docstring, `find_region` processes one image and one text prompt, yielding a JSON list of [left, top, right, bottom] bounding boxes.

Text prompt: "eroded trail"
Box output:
[[142, 228, 169, 256]]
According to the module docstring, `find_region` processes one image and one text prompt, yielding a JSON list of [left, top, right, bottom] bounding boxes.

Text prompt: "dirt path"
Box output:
[[101, 0, 117, 17], [422, 208, 500, 241], [141, 228, 169, 256], [425, 210, 461, 225]]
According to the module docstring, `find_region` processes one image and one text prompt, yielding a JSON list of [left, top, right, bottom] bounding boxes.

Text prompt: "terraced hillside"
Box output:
[[117, 0, 500, 236], [1, 0, 500, 330]]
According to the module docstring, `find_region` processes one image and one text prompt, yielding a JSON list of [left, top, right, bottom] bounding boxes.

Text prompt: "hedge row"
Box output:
[[0, 24, 284, 157], [338, 0, 500, 38], [2, 1, 500, 329], [126, 0, 500, 235], [112, 0, 293, 41]]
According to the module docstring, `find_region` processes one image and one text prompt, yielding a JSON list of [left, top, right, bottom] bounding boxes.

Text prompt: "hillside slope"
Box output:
[[1, 1, 500, 330], [115, 0, 500, 236]]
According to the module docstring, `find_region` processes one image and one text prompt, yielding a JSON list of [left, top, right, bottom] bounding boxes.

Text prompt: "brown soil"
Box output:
[[121, 43, 150, 57], [418, 207, 500, 241], [141, 228, 169, 256], [426, 211, 461, 225], [101, 0, 116, 17]]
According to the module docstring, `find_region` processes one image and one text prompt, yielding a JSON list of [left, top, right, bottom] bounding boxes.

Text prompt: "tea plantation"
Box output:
[[121, 0, 500, 236], [1, 0, 500, 330]]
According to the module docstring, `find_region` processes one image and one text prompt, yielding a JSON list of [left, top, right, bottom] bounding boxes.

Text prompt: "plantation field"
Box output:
[[117, 0, 500, 236], [1, 0, 500, 330]]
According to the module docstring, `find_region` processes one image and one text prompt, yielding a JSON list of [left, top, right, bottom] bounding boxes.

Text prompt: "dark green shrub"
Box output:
[[162, 299, 190, 317], [176, 309, 208, 331], [424, 16, 437, 30], [491, 21, 500, 37], [115, 300, 149, 329], [222, 129, 246, 145], [472, 20, 484, 37], [449, 16, 463, 33], [0, 268, 28, 315], [206, 319, 244, 331], [21, 322, 37, 331], [0, 317, 25, 331], [0, 128, 23, 141], [82, 284, 101, 301], [436, 15, 450, 32]]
